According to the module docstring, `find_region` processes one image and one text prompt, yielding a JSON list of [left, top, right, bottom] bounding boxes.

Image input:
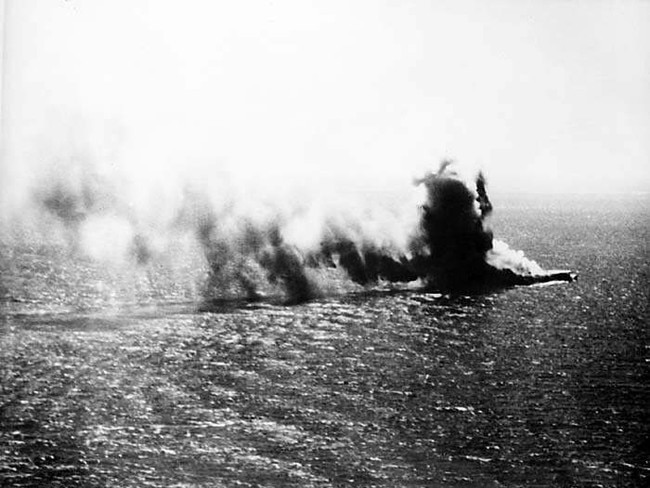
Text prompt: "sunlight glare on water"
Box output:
[[1, 195, 649, 487]]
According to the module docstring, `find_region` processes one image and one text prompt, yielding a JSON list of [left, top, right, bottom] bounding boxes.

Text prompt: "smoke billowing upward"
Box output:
[[414, 163, 496, 290], [411, 162, 569, 291], [12, 155, 574, 305]]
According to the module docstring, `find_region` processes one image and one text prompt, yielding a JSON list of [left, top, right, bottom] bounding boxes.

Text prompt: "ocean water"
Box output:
[[1, 194, 648, 487]]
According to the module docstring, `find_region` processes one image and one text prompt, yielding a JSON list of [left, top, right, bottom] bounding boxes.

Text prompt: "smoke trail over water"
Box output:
[[4, 152, 573, 305]]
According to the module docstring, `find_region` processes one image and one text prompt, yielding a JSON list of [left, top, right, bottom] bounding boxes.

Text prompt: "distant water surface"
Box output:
[[1, 194, 648, 487]]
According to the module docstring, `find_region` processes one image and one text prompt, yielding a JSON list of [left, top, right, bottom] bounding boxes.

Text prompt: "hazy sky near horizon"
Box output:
[[1, 0, 649, 204]]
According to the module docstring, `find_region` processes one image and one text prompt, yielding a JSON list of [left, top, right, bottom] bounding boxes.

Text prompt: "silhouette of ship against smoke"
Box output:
[[35, 159, 576, 304], [315, 161, 577, 295], [411, 162, 578, 292]]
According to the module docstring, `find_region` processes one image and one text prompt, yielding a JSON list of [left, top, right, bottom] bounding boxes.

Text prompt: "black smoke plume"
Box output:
[[411, 162, 576, 291], [175, 190, 322, 304], [298, 161, 576, 294], [31, 159, 575, 304]]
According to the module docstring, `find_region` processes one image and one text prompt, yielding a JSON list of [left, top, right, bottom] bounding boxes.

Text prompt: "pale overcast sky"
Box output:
[[1, 0, 649, 203]]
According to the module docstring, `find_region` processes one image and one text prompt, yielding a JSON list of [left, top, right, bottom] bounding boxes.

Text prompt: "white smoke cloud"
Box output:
[[0, 1, 600, 301], [487, 239, 544, 277]]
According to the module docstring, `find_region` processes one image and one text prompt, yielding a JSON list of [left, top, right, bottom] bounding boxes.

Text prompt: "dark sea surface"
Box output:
[[1, 194, 648, 487]]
